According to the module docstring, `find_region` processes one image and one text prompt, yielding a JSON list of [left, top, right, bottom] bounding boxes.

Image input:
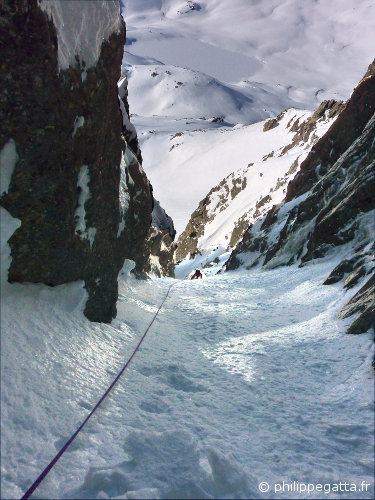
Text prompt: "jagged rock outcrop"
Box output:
[[175, 194, 210, 261], [118, 70, 176, 278], [176, 101, 344, 263], [151, 196, 176, 239], [148, 198, 176, 277], [338, 275, 374, 335], [118, 73, 143, 164], [227, 64, 375, 334], [263, 118, 278, 131], [147, 227, 176, 278], [0, 0, 174, 321]]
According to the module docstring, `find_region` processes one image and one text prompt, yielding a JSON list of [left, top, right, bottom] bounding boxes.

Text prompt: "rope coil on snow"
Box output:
[[21, 280, 179, 500]]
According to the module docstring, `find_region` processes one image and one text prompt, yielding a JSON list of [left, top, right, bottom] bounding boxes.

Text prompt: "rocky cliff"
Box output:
[[0, 0, 174, 322], [227, 63, 375, 334], [118, 74, 176, 278], [176, 100, 344, 265]]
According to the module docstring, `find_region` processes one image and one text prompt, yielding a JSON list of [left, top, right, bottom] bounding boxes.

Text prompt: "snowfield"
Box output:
[[121, 0, 375, 237], [1, 213, 374, 498], [122, 0, 375, 106]]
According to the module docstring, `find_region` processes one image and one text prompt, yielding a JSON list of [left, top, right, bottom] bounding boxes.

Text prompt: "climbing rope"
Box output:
[[21, 280, 179, 500]]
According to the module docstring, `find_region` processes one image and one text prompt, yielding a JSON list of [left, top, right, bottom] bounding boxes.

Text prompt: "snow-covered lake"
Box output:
[[1, 256, 373, 498]]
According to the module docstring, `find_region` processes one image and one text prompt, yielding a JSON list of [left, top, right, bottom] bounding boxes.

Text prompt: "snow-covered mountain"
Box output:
[[120, 0, 374, 334], [176, 100, 344, 263], [121, 0, 375, 237], [122, 0, 374, 107], [227, 66, 375, 334]]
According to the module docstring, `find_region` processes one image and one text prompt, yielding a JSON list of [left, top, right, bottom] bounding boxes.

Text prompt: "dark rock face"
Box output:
[[227, 65, 375, 334], [338, 274, 374, 335], [0, 0, 163, 322], [147, 228, 176, 278], [152, 197, 176, 240], [118, 74, 143, 164], [323, 256, 365, 286], [115, 147, 154, 280], [285, 85, 373, 203], [117, 73, 176, 278], [118, 149, 176, 279], [175, 196, 209, 261], [151, 197, 177, 277]]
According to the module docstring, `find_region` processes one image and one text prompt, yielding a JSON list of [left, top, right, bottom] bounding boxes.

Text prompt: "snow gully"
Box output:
[[20, 280, 180, 500]]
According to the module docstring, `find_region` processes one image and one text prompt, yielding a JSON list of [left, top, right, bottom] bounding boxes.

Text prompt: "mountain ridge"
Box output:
[[176, 100, 345, 263], [226, 65, 375, 334]]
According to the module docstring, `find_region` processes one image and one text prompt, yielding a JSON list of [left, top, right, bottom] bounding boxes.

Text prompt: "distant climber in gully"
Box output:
[[191, 269, 203, 279]]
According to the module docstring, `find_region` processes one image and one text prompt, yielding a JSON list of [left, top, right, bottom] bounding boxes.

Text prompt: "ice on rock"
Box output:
[[117, 152, 132, 237]]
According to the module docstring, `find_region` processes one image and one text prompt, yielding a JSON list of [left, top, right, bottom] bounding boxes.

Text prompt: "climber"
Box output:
[[191, 269, 203, 280]]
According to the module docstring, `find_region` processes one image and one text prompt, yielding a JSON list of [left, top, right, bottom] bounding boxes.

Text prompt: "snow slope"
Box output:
[[1, 225, 374, 498], [124, 63, 296, 124], [175, 103, 343, 264], [120, 0, 374, 236], [122, 0, 375, 107], [134, 110, 298, 235]]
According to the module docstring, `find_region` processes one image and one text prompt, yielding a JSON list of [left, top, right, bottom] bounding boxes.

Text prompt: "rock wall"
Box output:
[[0, 0, 173, 321], [118, 75, 176, 278], [227, 63, 375, 334]]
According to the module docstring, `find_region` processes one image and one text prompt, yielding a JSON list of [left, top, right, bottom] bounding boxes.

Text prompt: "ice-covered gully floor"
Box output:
[[1, 262, 374, 499]]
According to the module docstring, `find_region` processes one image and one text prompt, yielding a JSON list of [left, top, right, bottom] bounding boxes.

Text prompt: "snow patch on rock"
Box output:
[[118, 76, 138, 144], [1, 207, 21, 284], [118, 152, 130, 237], [0, 139, 18, 196], [74, 166, 90, 234], [72, 116, 85, 138], [39, 0, 122, 71], [74, 165, 96, 248]]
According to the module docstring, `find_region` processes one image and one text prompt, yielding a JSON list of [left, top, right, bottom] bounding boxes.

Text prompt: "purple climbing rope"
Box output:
[[21, 280, 179, 500]]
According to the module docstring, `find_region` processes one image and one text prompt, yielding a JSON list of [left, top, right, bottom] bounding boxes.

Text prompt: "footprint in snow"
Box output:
[[139, 397, 169, 414], [165, 367, 209, 393], [78, 400, 93, 411]]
